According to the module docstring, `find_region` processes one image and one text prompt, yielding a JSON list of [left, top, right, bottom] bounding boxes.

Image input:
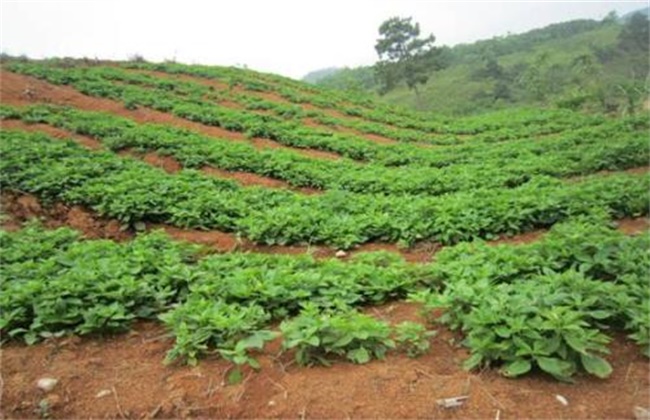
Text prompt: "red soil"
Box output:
[[215, 99, 245, 110], [2, 302, 648, 419], [1, 119, 104, 150], [567, 165, 650, 182], [4, 191, 648, 266], [617, 217, 650, 236], [0, 70, 342, 161], [1, 115, 324, 193], [140, 151, 183, 173], [0, 193, 130, 242], [130, 68, 421, 147], [492, 229, 547, 245], [303, 117, 400, 146], [201, 166, 320, 195], [623, 166, 650, 175]]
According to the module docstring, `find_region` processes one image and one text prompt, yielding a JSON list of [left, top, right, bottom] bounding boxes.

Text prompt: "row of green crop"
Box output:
[[57, 63, 618, 144], [121, 61, 609, 137], [5, 61, 649, 172], [3, 105, 646, 196], [7, 62, 630, 161], [5, 62, 418, 159], [413, 213, 649, 381], [99, 65, 580, 147], [0, 222, 432, 370], [60, 65, 451, 145], [1, 129, 648, 248], [2, 214, 647, 379], [117, 61, 444, 133]]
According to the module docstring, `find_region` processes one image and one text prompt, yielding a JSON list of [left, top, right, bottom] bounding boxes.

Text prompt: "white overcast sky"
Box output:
[[0, 0, 646, 79]]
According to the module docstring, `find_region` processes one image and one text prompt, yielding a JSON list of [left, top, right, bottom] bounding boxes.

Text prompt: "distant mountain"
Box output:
[[621, 7, 649, 21], [302, 67, 341, 84], [314, 13, 649, 116]]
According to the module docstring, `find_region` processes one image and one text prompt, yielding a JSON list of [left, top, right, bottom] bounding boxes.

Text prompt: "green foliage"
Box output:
[[413, 216, 650, 381], [618, 12, 650, 53], [2, 123, 647, 249], [218, 330, 279, 384], [317, 16, 648, 115], [394, 321, 436, 357], [280, 305, 395, 366], [160, 298, 270, 366], [6, 103, 645, 197], [1, 212, 648, 381], [374, 17, 444, 95], [0, 224, 200, 344], [0, 55, 648, 384]]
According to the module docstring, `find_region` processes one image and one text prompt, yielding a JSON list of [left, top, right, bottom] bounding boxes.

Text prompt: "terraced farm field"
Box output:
[[1, 59, 649, 419]]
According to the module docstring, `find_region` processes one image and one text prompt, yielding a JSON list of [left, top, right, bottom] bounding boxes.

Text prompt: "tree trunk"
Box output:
[[413, 85, 423, 109]]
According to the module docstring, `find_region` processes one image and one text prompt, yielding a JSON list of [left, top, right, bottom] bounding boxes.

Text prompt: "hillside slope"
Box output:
[[313, 13, 649, 115], [1, 57, 649, 419]]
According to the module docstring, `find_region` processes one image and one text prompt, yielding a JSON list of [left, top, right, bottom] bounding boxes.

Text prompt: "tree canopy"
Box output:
[[374, 17, 445, 95], [618, 12, 650, 53]]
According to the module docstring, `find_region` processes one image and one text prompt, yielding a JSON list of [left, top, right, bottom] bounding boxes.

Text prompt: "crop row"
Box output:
[[5, 61, 427, 160], [113, 65, 614, 145], [8, 62, 641, 167], [61, 65, 450, 145], [118, 61, 441, 132], [81, 65, 591, 146], [0, 222, 431, 368], [5, 62, 649, 173], [121, 61, 609, 137], [2, 129, 648, 248], [413, 213, 649, 380], [2, 105, 647, 196], [2, 214, 647, 379]]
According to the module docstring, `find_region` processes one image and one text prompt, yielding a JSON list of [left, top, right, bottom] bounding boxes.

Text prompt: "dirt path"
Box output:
[[3, 191, 648, 265], [302, 117, 399, 146], [0, 70, 342, 161], [2, 302, 648, 419], [0, 191, 434, 262], [567, 165, 650, 182], [1, 120, 104, 150]]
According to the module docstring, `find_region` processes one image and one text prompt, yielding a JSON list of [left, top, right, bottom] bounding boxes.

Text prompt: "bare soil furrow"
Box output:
[[0, 70, 342, 161]]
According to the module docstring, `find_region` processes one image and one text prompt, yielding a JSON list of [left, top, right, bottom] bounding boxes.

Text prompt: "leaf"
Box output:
[[502, 359, 532, 377], [536, 357, 574, 382], [347, 347, 371, 364], [580, 353, 612, 378], [495, 326, 511, 338], [333, 334, 355, 348], [587, 310, 611, 320], [463, 353, 484, 371], [563, 333, 587, 354], [248, 357, 261, 370], [227, 367, 243, 385], [237, 330, 278, 351], [24, 332, 38, 345]]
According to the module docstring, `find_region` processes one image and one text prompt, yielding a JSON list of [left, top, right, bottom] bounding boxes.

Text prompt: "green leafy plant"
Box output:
[[280, 305, 395, 366], [394, 321, 436, 357], [218, 330, 279, 384], [412, 216, 650, 381], [160, 299, 269, 366]]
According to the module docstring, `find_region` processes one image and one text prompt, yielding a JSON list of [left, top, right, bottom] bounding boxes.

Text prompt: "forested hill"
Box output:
[[308, 11, 649, 115]]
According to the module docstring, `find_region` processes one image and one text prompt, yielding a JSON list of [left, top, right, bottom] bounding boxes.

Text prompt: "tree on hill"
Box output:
[[374, 17, 446, 97], [618, 12, 650, 52], [617, 11, 649, 108]]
